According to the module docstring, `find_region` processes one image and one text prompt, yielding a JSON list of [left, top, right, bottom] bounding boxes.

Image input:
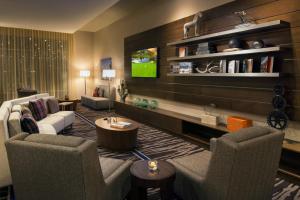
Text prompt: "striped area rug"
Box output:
[[1, 105, 299, 200], [71, 105, 300, 200]]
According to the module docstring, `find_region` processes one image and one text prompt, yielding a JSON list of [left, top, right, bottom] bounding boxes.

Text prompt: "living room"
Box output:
[[0, 0, 300, 199]]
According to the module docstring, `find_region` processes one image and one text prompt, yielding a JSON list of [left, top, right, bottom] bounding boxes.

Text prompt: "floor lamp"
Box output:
[[80, 70, 90, 95], [102, 69, 116, 113]]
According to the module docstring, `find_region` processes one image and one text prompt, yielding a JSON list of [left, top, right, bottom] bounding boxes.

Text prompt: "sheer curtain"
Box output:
[[0, 27, 73, 102]]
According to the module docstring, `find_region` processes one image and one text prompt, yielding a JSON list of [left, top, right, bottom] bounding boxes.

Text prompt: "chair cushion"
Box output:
[[8, 112, 22, 137], [82, 96, 109, 102], [29, 99, 47, 121], [24, 134, 84, 147], [170, 151, 211, 177], [99, 157, 125, 179], [47, 98, 59, 114], [50, 111, 75, 127], [37, 115, 65, 132], [20, 113, 39, 134], [223, 126, 271, 143], [38, 124, 57, 135]]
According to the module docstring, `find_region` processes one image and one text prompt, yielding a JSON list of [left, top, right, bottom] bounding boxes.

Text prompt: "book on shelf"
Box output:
[[247, 59, 253, 73], [179, 47, 188, 57], [260, 56, 269, 72], [228, 60, 236, 73], [267, 56, 274, 72]]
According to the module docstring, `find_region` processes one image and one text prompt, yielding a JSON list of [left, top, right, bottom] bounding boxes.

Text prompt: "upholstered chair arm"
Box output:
[[210, 137, 217, 152], [105, 160, 132, 185]]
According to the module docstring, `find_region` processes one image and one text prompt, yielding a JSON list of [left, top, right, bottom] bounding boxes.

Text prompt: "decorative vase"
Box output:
[[117, 80, 128, 103], [149, 100, 158, 109]]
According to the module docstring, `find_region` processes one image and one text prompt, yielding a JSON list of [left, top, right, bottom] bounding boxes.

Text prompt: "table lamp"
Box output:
[[80, 70, 90, 95], [102, 69, 116, 112]]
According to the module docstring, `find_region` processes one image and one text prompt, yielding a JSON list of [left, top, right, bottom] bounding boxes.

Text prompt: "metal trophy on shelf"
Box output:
[[183, 12, 202, 39], [234, 11, 256, 29]]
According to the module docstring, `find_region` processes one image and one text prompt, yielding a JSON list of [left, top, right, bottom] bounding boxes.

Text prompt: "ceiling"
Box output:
[[0, 0, 119, 33], [80, 0, 153, 32]]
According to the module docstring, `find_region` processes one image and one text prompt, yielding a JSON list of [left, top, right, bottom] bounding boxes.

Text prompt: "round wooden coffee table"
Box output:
[[130, 160, 176, 200], [95, 117, 139, 151]]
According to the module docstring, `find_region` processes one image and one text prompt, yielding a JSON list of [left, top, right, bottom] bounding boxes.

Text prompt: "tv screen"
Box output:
[[131, 47, 158, 78]]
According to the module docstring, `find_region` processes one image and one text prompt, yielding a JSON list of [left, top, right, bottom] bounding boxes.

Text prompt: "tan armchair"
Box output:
[[5, 133, 132, 200], [168, 127, 284, 200]]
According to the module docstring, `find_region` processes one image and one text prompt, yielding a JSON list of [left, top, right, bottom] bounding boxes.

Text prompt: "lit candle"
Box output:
[[148, 160, 158, 171]]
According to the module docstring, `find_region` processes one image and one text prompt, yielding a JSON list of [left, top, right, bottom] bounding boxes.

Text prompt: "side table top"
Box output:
[[130, 160, 175, 181], [95, 117, 139, 132]]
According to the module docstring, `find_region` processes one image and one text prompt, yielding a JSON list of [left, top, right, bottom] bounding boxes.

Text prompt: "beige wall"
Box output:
[[92, 0, 233, 89], [70, 31, 94, 99]]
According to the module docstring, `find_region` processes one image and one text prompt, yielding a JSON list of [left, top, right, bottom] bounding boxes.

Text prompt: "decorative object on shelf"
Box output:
[[251, 40, 265, 49], [117, 80, 128, 103], [223, 38, 243, 52], [149, 100, 158, 109], [183, 12, 203, 39], [267, 84, 288, 130], [246, 59, 253, 72], [195, 61, 220, 73], [196, 42, 216, 55], [133, 97, 141, 106], [140, 99, 149, 108], [260, 56, 274, 73], [234, 10, 256, 29], [170, 62, 180, 74], [100, 57, 112, 80], [148, 160, 158, 172], [219, 60, 227, 73], [179, 47, 188, 57], [80, 70, 90, 95], [179, 62, 193, 74], [64, 95, 69, 101], [227, 116, 253, 132]]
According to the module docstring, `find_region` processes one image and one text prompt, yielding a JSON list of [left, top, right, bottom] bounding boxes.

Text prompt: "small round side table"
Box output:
[[130, 160, 176, 200]]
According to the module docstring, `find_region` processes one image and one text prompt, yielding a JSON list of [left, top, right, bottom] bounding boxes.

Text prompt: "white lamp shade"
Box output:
[[80, 70, 90, 77], [102, 69, 116, 78]]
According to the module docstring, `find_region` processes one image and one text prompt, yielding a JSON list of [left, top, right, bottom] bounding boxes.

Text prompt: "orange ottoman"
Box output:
[[227, 116, 253, 132]]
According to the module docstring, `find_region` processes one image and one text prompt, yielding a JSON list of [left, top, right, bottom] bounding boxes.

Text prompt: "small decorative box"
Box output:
[[227, 116, 253, 132]]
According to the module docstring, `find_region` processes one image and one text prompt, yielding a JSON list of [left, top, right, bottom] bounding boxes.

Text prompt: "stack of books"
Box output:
[[110, 121, 132, 129], [196, 42, 216, 55]]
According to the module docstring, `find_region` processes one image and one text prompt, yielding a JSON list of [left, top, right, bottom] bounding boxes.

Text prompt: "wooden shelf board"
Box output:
[[167, 20, 289, 46], [167, 47, 280, 61], [283, 140, 300, 154], [167, 72, 280, 77]]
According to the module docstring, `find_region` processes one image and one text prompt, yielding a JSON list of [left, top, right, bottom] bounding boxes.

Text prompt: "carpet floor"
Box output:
[[1, 105, 299, 200]]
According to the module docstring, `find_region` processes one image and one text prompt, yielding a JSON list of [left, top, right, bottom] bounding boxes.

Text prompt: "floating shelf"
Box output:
[[167, 73, 280, 77], [167, 20, 289, 46], [167, 47, 280, 61]]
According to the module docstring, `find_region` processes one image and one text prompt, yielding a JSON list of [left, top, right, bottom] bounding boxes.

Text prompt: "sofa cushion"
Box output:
[[47, 98, 59, 114], [37, 124, 57, 135], [20, 113, 39, 134], [37, 115, 64, 132], [223, 126, 271, 143], [169, 150, 211, 177], [99, 88, 105, 97], [11, 105, 22, 114], [99, 157, 125, 179], [50, 111, 75, 127], [29, 99, 47, 121], [8, 112, 22, 137], [24, 134, 85, 147], [82, 96, 109, 102]]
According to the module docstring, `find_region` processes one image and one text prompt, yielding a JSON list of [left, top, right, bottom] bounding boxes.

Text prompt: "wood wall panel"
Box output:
[[124, 0, 300, 121]]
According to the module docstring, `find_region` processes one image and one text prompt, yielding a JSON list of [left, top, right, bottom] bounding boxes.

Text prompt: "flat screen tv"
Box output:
[[131, 47, 158, 78]]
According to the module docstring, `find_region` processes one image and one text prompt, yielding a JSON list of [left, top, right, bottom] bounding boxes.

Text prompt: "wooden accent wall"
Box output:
[[124, 0, 300, 121]]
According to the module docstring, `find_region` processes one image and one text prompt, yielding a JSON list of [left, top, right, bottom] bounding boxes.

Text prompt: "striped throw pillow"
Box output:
[[21, 113, 39, 134], [29, 99, 47, 121]]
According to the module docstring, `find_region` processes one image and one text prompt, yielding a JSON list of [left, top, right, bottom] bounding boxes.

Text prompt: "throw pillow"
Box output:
[[20, 113, 39, 134], [21, 105, 32, 115], [47, 98, 60, 114], [28, 99, 47, 121], [93, 87, 100, 97], [98, 88, 105, 97]]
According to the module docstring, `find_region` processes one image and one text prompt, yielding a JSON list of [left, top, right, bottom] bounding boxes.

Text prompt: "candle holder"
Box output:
[[148, 160, 158, 172]]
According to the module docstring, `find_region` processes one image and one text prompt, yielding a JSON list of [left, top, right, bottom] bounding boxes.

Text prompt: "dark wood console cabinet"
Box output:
[[115, 101, 227, 146]]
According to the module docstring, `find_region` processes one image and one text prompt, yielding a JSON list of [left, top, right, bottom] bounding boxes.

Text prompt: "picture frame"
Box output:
[[100, 57, 112, 80]]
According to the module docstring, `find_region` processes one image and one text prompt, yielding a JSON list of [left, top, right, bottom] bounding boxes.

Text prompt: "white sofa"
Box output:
[[0, 93, 75, 187]]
